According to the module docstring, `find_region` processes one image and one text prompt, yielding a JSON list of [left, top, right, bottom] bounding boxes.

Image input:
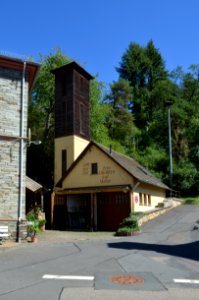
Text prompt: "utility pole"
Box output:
[[166, 100, 173, 190], [168, 105, 173, 187]]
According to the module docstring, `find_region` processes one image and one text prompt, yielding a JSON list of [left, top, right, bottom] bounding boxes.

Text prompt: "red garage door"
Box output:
[[97, 192, 130, 231]]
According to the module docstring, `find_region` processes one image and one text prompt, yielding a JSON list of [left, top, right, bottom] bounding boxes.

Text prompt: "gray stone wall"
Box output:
[[0, 67, 28, 233]]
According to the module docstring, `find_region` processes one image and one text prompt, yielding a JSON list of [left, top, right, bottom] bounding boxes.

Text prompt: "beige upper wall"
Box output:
[[61, 144, 134, 189], [54, 135, 89, 184]]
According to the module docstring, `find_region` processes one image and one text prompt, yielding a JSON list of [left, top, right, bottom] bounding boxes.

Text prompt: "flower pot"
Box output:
[[31, 235, 38, 243]]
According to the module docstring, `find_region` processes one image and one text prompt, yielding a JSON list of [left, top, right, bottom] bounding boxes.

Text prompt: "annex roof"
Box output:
[[26, 176, 43, 193], [96, 143, 169, 189], [56, 141, 169, 190]]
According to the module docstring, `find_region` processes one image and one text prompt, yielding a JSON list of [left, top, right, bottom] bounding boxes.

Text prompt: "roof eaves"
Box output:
[[0, 55, 40, 91]]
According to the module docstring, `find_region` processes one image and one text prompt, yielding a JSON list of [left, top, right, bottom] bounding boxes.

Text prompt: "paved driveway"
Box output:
[[52, 204, 199, 299], [0, 205, 199, 300]]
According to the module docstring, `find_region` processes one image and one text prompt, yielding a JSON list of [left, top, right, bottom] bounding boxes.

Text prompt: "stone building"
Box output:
[[0, 55, 39, 240]]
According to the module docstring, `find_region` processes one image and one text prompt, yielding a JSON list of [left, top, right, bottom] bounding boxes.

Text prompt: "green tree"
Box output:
[[173, 160, 198, 195], [180, 65, 199, 184], [104, 79, 139, 149], [115, 41, 199, 194], [136, 145, 169, 181], [27, 49, 72, 187], [30, 48, 71, 141], [117, 40, 167, 128], [90, 79, 109, 144]]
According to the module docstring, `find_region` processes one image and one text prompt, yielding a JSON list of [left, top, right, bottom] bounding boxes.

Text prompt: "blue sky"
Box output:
[[1, 0, 199, 85]]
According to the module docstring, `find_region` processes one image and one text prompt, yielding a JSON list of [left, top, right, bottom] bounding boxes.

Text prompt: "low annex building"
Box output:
[[51, 61, 169, 231]]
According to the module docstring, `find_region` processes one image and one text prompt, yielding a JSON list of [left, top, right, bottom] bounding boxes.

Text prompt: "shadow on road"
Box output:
[[108, 241, 199, 261]]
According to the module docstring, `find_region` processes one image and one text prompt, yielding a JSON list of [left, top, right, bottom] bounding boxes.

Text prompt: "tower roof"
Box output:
[[51, 61, 94, 80]]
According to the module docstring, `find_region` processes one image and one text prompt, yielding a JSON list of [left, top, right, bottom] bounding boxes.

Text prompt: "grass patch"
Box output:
[[182, 196, 199, 205], [116, 225, 140, 234], [84, 231, 114, 236]]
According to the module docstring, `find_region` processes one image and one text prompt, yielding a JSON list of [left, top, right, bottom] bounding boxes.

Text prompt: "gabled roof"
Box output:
[[56, 141, 169, 190]]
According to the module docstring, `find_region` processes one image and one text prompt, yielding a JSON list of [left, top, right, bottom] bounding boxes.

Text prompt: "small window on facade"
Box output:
[[139, 193, 143, 206], [91, 163, 98, 174], [148, 194, 151, 206], [144, 194, 147, 206], [62, 149, 67, 177], [62, 77, 66, 96], [79, 103, 84, 134], [80, 76, 84, 95], [62, 102, 66, 131]]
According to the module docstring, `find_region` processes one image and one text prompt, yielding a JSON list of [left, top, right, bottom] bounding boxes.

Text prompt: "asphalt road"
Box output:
[[0, 205, 199, 300]]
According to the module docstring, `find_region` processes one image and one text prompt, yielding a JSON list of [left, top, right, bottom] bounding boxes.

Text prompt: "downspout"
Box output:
[[17, 61, 26, 242]]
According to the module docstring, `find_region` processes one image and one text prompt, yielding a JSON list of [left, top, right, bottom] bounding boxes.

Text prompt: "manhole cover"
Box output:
[[111, 275, 144, 285]]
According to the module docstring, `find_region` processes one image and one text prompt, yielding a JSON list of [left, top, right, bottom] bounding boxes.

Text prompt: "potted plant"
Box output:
[[27, 220, 40, 242], [26, 208, 46, 242]]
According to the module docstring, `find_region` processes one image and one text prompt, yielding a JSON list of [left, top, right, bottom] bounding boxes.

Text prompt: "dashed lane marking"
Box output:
[[43, 274, 94, 281], [174, 279, 199, 284]]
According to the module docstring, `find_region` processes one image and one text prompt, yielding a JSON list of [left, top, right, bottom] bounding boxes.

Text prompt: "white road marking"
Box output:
[[174, 278, 199, 284], [43, 274, 94, 281]]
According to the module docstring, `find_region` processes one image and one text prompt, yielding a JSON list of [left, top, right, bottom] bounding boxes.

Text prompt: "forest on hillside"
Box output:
[[27, 41, 199, 196]]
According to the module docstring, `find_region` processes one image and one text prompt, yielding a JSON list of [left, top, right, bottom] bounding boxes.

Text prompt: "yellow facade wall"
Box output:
[[54, 135, 89, 184], [132, 182, 166, 212], [62, 144, 134, 189], [56, 143, 166, 214]]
